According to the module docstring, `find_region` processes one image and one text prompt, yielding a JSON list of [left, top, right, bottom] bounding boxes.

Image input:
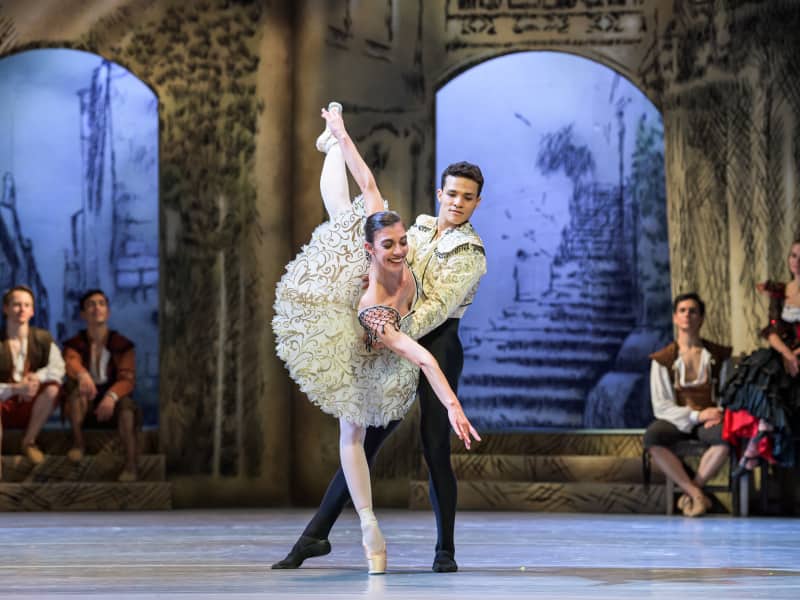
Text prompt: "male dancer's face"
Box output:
[[3, 290, 35, 326], [673, 299, 703, 335], [436, 176, 481, 229], [81, 293, 110, 327]]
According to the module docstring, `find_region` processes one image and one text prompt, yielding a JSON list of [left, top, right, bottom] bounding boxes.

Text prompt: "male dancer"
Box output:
[[0, 285, 65, 478], [644, 292, 731, 517], [273, 105, 486, 572]]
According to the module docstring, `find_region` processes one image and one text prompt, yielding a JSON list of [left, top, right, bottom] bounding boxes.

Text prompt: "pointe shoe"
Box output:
[[365, 545, 387, 575], [358, 508, 387, 575], [315, 101, 343, 153]]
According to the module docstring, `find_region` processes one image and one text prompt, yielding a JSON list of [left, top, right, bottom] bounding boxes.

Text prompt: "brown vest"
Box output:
[[0, 327, 55, 383], [650, 339, 732, 411]]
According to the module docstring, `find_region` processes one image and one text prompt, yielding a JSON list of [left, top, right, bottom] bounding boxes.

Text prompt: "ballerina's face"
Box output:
[[367, 222, 408, 272], [789, 243, 800, 278]]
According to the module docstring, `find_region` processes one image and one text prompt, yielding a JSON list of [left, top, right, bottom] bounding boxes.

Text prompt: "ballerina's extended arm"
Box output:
[[371, 319, 481, 449], [321, 107, 385, 216]]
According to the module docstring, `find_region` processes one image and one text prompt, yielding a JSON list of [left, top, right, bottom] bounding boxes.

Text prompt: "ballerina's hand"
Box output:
[[447, 404, 481, 450], [321, 107, 347, 141]]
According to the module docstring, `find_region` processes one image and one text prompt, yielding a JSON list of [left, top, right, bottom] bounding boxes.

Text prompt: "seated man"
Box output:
[[0, 285, 65, 479], [644, 292, 732, 517], [63, 289, 139, 482]]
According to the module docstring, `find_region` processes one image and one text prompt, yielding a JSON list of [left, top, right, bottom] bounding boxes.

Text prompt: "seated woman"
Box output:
[[272, 104, 480, 575], [721, 239, 800, 475]]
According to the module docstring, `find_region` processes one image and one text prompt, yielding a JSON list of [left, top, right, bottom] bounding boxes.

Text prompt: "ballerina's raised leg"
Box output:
[[317, 102, 351, 218]]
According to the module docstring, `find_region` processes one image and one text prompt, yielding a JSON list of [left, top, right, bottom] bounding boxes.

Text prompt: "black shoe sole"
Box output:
[[271, 539, 331, 569]]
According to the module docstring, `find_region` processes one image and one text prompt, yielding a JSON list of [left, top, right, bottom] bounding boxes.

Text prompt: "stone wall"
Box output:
[[0, 0, 294, 506], [3, 0, 798, 506]]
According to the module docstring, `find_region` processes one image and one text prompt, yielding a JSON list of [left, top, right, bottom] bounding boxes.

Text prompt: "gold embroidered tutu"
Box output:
[[273, 198, 418, 427]]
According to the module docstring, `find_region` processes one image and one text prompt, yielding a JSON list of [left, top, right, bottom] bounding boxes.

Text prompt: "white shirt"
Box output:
[[0, 340, 66, 400], [89, 345, 111, 385], [649, 348, 729, 433]]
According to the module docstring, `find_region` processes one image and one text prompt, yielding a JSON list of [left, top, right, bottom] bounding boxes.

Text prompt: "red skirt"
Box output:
[[722, 409, 776, 464]]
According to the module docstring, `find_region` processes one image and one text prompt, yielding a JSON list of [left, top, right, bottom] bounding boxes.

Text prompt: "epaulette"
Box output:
[[411, 214, 436, 232], [435, 224, 485, 257]]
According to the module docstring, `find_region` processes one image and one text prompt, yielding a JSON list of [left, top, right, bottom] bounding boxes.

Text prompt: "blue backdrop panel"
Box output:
[[437, 51, 670, 431], [0, 49, 159, 425]]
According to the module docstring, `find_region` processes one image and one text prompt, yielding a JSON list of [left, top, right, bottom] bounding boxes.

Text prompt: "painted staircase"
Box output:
[[461, 259, 636, 429]]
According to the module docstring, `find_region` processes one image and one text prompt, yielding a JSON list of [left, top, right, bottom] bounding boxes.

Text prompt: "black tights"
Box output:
[[303, 318, 463, 554]]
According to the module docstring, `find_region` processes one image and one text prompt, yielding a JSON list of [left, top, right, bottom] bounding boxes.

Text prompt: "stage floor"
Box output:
[[0, 509, 798, 599]]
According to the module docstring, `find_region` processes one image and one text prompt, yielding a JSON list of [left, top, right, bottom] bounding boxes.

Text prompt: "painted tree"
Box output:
[[536, 123, 596, 214], [628, 113, 670, 326]]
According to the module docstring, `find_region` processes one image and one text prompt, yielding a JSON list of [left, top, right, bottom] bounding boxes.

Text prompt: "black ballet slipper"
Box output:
[[731, 456, 759, 481], [432, 550, 458, 573], [271, 535, 331, 569], [731, 431, 769, 481]]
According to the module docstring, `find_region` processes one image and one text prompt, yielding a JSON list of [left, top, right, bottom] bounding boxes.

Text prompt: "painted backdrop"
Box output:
[[437, 51, 671, 431], [0, 49, 159, 424]]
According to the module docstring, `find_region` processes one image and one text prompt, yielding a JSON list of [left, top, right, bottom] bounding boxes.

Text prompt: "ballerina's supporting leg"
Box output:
[[339, 418, 386, 574]]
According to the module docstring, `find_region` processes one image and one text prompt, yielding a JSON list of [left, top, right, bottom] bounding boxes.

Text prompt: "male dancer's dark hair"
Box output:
[[440, 161, 484, 195]]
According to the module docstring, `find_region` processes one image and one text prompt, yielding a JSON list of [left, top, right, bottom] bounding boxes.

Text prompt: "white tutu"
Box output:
[[273, 198, 418, 427]]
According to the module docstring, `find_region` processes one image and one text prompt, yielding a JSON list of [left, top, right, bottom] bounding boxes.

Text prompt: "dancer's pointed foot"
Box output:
[[316, 101, 343, 153], [432, 550, 458, 573], [271, 535, 332, 569], [358, 507, 386, 575]]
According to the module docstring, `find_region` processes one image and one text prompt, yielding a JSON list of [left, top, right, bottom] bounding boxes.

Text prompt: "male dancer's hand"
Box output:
[[447, 403, 481, 450]]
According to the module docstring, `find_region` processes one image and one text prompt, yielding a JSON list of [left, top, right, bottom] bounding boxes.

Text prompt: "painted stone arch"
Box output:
[[0, 47, 160, 424], [436, 50, 670, 430]]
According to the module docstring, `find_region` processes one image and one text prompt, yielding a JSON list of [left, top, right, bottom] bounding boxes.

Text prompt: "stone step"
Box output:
[[409, 480, 734, 514], [467, 408, 584, 430], [480, 320, 634, 338], [444, 454, 663, 484], [549, 280, 633, 296], [460, 364, 599, 387], [480, 331, 626, 351], [1, 454, 165, 483], [449, 432, 647, 457], [0, 481, 172, 511], [460, 386, 585, 404], [461, 348, 614, 369], [494, 308, 635, 326], [1, 430, 159, 455], [537, 298, 635, 313], [410, 480, 666, 513]]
